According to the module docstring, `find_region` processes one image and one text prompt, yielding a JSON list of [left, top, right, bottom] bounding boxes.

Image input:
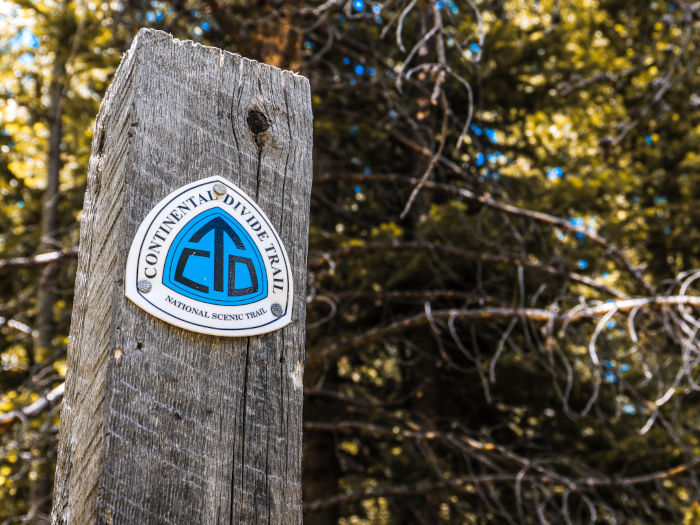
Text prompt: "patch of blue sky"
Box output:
[[7, 28, 39, 50], [372, 4, 381, 14], [487, 152, 503, 163], [469, 43, 480, 53], [547, 167, 563, 180], [470, 124, 483, 136], [17, 52, 33, 65], [475, 152, 485, 167], [622, 403, 636, 415], [354, 64, 364, 75], [569, 217, 585, 228], [577, 259, 588, 270], [343, 57, 351, 65], [353, 0, 365, 11]]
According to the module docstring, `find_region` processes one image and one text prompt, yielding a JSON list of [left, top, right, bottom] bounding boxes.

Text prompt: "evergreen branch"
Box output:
[[310, 241, 626, 298], [314, 173, 653, 293], [303, 475, 526, 511], [304, 419, 700, 511], [303, 459, 700, 511]]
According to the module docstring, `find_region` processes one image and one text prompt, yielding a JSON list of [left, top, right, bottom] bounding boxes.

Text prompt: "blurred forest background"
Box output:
[[0, 0, 699, 523]]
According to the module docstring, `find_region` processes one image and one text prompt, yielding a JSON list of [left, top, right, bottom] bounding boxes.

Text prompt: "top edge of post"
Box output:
[[132, 27, 310, 84]]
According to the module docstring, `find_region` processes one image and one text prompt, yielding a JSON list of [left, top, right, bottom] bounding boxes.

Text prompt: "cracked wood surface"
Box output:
[[51, 28, 312, 525]]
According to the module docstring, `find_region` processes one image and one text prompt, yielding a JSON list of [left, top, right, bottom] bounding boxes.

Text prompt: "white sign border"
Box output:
[[125, 175, 293, 337]]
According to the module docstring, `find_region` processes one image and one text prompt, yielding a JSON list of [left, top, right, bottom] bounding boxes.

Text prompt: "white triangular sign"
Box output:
[[125, 176, 292, 336]]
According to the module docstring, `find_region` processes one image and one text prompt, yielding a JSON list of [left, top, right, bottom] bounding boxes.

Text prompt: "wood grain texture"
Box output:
[[51, 28, 312, 525]]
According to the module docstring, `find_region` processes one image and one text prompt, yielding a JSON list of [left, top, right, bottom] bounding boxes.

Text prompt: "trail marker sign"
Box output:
[[125, 175, 293, 336]]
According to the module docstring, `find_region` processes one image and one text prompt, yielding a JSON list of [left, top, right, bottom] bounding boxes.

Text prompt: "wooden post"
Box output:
[[51, 29, 312, 524]]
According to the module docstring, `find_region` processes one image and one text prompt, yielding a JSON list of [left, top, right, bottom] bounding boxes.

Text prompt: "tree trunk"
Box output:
[[35, 53, 66, 363], [29, 43, 67, 525]]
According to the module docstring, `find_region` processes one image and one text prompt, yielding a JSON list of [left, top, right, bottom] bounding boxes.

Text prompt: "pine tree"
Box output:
[[0, 0, 698, 522]]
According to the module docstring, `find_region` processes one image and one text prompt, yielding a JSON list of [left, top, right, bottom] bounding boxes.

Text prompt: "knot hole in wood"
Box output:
[[247, 109, 270, 135]]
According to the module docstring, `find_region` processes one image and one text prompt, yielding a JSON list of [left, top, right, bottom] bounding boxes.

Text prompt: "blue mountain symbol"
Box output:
[[163, 209, 267, 306]]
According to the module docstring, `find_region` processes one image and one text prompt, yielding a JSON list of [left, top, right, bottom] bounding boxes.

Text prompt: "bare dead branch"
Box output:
[[303, 420, 700, 511], [0, 316, 35, 336], [0, 249, 78, 274], [306, 296, 700, 367], [400, 92, 449, 218], [0, 383, 64, 431]]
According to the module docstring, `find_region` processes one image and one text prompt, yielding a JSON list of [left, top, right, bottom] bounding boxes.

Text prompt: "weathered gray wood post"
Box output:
[[51, 29, 312, 524]]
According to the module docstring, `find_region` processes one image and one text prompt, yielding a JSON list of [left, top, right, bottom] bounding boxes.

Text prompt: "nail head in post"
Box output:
[[137, 280, 152, 293], [213, 182, 227, 197], [271, 303, 283, 318]]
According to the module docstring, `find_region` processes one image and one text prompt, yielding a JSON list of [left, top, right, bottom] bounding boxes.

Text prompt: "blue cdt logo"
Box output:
[[162, 208, 267, 306]]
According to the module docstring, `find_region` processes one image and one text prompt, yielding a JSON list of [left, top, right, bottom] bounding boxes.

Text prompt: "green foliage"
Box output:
[[1, 0, 699, 523]]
